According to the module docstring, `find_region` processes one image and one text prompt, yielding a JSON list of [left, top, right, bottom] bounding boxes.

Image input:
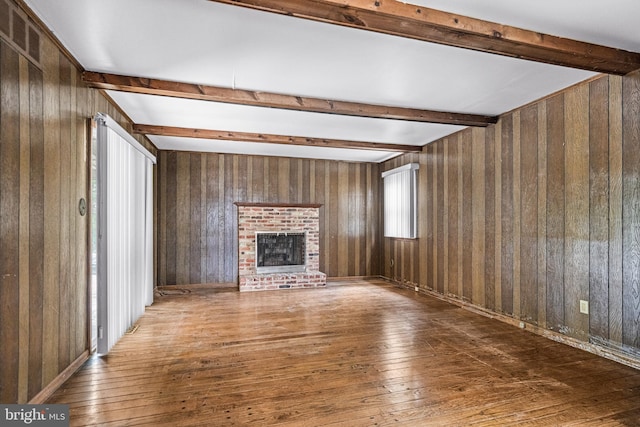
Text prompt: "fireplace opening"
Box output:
[[256, 232, 306, 274]]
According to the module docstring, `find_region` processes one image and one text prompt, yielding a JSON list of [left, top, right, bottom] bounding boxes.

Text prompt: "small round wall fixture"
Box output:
[[78, 198, 87, 216]]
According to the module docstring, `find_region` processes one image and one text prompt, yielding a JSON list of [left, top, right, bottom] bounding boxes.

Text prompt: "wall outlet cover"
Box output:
[[580, 300, 589, 315]]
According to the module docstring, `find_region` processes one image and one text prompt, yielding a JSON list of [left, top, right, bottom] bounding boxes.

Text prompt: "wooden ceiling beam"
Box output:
[[208, 0, 640, 75], [133, 124, 423, 153], [83, 72, 497, 127]]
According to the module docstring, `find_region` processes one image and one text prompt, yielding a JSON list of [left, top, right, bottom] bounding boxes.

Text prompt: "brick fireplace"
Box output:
[[235, 203, 327, 292]]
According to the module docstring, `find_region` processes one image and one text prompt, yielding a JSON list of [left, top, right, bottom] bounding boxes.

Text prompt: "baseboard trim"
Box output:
[[157, 280, 376, 290], [29, 350, 90, 404], [157, 282, 237, 290], [327, 276, 383, 283], [380, 276, 640, 371]]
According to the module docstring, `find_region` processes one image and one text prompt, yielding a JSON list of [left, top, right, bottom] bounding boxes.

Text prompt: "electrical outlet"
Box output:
[[580, 300, 589, 315], [414, 285, 419, 292]]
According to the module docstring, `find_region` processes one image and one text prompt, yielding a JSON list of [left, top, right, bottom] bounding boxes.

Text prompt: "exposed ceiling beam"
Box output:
[[83, 72, 497, 127], [208, 0, 640, 75], [133, 124, 423, 153]]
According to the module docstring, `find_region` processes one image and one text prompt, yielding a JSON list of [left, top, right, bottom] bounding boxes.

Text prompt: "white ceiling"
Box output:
[[23, 0, 640, 162]]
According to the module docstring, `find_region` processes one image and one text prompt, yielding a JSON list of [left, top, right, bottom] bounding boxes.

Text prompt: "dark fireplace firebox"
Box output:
[[256, 232, 306, 274]]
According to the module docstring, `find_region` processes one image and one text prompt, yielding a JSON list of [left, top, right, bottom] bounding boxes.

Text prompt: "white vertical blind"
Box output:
[[145, 160, 154, 306], [96, 113, 156, 355], [382, 163, 419, 239]]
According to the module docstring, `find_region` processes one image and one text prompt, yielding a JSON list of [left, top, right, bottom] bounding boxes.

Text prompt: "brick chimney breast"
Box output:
[[235, 203, 326, 292]]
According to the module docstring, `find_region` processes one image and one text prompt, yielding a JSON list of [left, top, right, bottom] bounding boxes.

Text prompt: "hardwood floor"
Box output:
[[47, 279, 640, 426]]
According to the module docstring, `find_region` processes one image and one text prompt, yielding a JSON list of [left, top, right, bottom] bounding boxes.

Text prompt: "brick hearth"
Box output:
[[235, 203, 327, 292]]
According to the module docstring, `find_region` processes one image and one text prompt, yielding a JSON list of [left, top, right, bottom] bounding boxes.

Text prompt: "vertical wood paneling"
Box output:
[[309, 161, 316, 200], [417, 146, 426, 285], [520, 104, 538, 322], [537, 102, 548, 328], [288, 157, 298, 202], [42, 32, 61, 385], [424, 143, 434, 289], [361, 165, 369, 276], [27, 58, 43, 401], [564, 83, 590, 340], [501, 115, 514, 315], [205, 153, 218, 282], [233, 156, 244, 278], [512, 111, 521, 319], [408, 166, 418, 280], [353, 164, 362, 275], [199, 155, 207, 279], [375, 164, 383, 276], [365, 163, 373, 275], [301, 159, 311, 204], [67, 64, 78, 362], [157, 139, 167, 285], [453, 137, 462, 296], [428, 144, 437, 288], [189, 154, 201, 284], [71, 67, 85, 357], [245, 155, 253, 202], [484, 126, 496, 310], [338, 162, 349, 275], [175, 153, 190, 283], [622, 71, 640, 348], [223, 156, 234, 282], [0, 13, 157, 401], [57, 51, 71, 370], [214, 155, 225, 280], [383, 74, 640, 355], [0, 39, 21, 404], [379, 74, 640, 361], [471, 128, 485, 306], [315, 160, 326, 272], [442, 143, 449, 294], [278, 157, 289, 202], [546, 94, 566, 331], [376, 73, 640, 362], [250, 156, 264, 202], [323, 161, 333, 276], [461, 130, 473, 301], [328, 162, 339, 277], [158, 155, 380, 283], [165, 152, 177, 284], [494, 121, 502, 312], [609, 75, 623, 344], [263, 157, 273, 203], [17, 54, 30, 404], [436, 140, 445, 293], [589, 77, 610, 340]]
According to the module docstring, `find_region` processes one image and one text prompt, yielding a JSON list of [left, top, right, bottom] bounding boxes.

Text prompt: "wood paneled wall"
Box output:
[[383, 72, 640, 355], [0, 0, 155, 403], [156, 152, 382, 285]]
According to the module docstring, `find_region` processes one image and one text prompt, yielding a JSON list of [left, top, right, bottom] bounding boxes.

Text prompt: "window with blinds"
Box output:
[[95, 113, 156, 355], [382, 163, 419, 239]]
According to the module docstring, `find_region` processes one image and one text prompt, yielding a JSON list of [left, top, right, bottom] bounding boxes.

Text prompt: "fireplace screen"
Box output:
[[256, 232, 306, 273]]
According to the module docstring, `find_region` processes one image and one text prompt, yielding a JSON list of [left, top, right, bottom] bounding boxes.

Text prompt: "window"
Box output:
[[94, 113, 156, 355], [382, 163, 419, 239]]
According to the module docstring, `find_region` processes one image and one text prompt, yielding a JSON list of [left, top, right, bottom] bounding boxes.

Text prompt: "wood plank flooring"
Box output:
[[47, 279, 640, 426]]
